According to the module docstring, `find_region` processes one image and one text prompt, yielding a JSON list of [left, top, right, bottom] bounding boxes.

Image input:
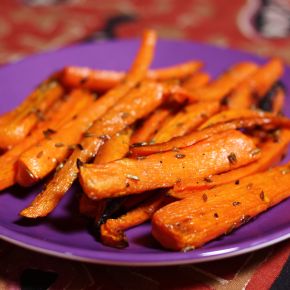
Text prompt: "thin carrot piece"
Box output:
[[228, 58, 284, 109], [152, 162, 290, 251], [80, 130, 259, 200], [0, 89, 94, 191], [182, 72, 211, 91], [61, 61, 202, 91], [100, 194, 166, 248], [171, 129, 290, 197], [175, 62, 258, 103], [130, 114, 290, 157], [272, 88, 285, 115], [0, 81, 64, 149], [130, 107, 172, 145], [152, 101, 220, 143]]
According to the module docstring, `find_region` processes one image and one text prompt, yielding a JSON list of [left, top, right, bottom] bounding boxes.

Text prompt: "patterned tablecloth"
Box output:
[[0, 0, 290, 289]]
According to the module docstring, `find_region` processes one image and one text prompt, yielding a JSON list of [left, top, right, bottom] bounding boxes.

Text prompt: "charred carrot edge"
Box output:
[[100, 194, 166, 248], [0, 81, 64, 149], [152, 101, 221, 143], [79, 128, 132, 217], [80, 130, 259, 200], [0, 89, 94, 191], [152, 162, 290, 251], [61, 61, 203, 91], [175, 62, 258, 103], [182, 72, 211, 91], [171, 129, 290, 197], [130, 114, 290, 157], [130, 107, 172, 145], [228, 58, 284, 109], [20, 30, 160, 218]]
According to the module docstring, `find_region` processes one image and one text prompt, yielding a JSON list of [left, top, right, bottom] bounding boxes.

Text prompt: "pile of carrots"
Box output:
[[1, 29, 290, 251]]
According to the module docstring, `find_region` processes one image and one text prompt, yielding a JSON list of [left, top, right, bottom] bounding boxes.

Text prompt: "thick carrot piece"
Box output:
[[152, 162, 290, 251], [175, 62, 258, 103], [172, 129, 290, 196], [101, 194, 166, 248], [228, 58, 284, 109], [130, 114, 290, 157], [80, 130, 259, 200], [0, 89, 94, 191], [79, 128, 132, 217], [152, 101, 220, 143], [61, 61, 202, 91], [0, 81, 64, 149]]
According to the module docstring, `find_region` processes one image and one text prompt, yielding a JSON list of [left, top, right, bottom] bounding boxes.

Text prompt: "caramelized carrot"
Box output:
[[61, 61, 202, 91], [272, 88, 285, 115], [152, 162, 290, 251], [182, 72, 211, 91], [101, 194, 166, 248], [0, 81, 64, 149], [171, 129, 290, 197], [228, 58, 284, 109], [80, 130, 259, 200], [175, 62, 258, 102], [0, 89, 94, 191], [153, 101, 220, 143]]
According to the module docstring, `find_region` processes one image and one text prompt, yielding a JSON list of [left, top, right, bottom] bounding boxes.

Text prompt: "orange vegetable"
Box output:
[[175, 62, 258, 102], [61, 61, 202, 91], [152, 101, 220, 143], [80, 130, 259, 200], [0, 81, 63, 149], [182, 72, 211, 91], [152, 162, 290, 251], [130, 114, 290, 157], [101, 194, 166, 248], [272, 87, 285, 115], [228, 58, 284, 109], [171, 129, 290, 197], [0, 89, 94, 191]]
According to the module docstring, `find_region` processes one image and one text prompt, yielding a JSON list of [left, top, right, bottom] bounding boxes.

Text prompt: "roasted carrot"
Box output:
[[79, 128, 132, 217], [61, 61, 202, 91], [152, 162, 290, 251], [130, 114, 290, 157], [228, 58, 284, 109], [171, 129, 290, 197], [80, 130, 259, 200], [101, 194, 166, 248], [0, 89, 94, 191], [182, 72, 211, 91], [175, 62, 258, 103], [272, 88, 285, 115], [152, 101, 220, 143], [20, 30, 160, 218], [0, 81, 64, 149]]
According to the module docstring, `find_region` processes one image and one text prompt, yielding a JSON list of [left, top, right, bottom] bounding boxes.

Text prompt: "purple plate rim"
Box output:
[[0, 39, 289, 266]]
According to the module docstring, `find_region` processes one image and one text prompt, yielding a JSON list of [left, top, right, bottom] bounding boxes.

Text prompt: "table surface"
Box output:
[[0, 1, 290, 289]]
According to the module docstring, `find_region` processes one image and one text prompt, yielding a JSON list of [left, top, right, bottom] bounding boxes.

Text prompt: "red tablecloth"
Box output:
[[0, 1, 289, 289]]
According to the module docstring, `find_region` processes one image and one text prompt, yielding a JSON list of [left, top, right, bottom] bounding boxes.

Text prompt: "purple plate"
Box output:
[[0, 40, 289, 266]]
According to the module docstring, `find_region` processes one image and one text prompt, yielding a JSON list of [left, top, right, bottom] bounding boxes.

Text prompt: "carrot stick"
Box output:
[[175, 62, 258, 103], [0, 89, 94, 191], [80, 130, 259, 200], [100, 194, 166, 248], [61, 61, 202, 91], [272, 88, 285, 115], [152, 101, 221, 143], [152, 162, 290, 251], [130, 113, 290, 157], [171, 129, 290, 197], [130, 107, 172, 145], [0, 81, 64, 149], [228, 58, 284, 109], [182, 72, 211, 91]]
